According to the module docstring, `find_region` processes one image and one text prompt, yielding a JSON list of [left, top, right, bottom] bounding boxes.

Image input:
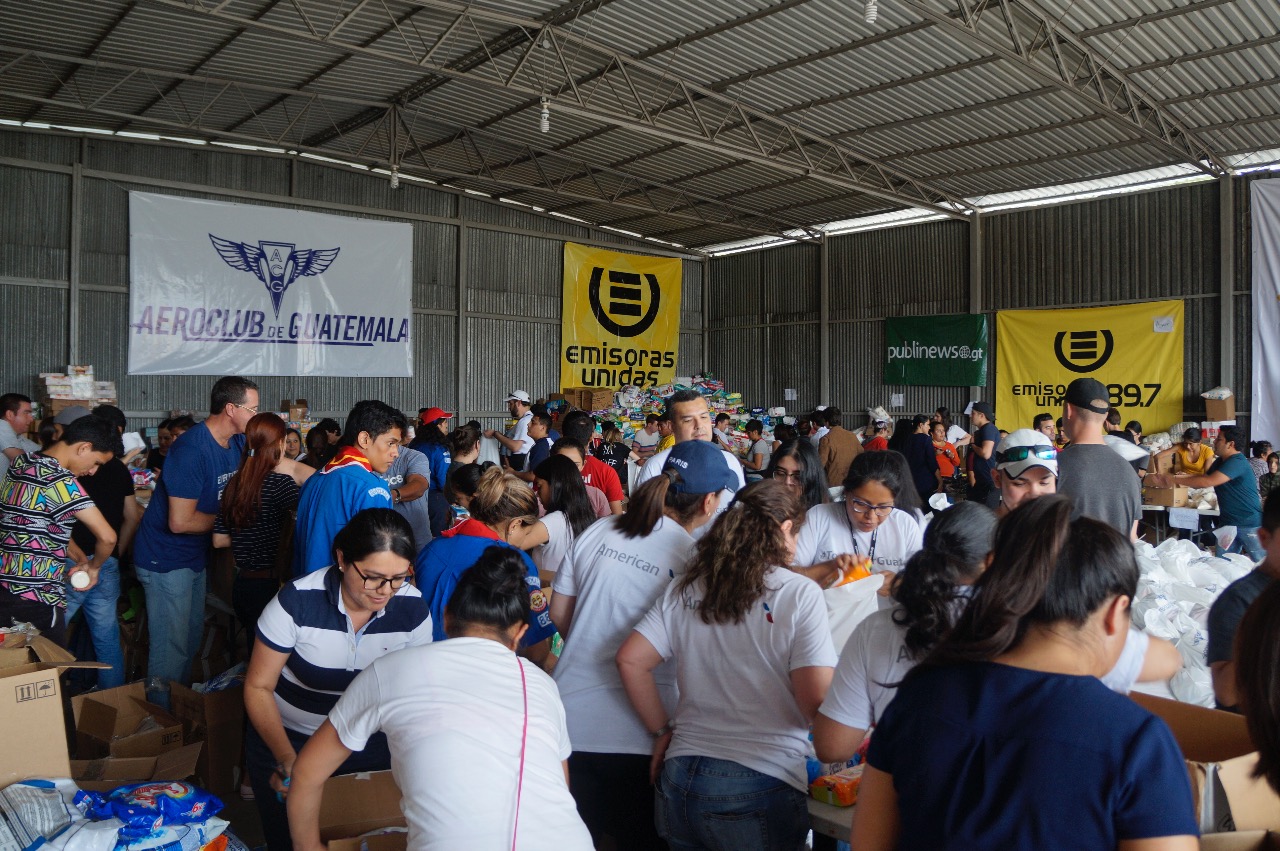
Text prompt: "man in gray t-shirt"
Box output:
[[382, 444, 433, 554], [1056, 378, 1140, 540]]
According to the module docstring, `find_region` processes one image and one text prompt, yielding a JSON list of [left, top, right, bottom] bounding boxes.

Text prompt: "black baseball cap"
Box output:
[[971, 401, 994, 419], [1064, 378, 1110, 415]]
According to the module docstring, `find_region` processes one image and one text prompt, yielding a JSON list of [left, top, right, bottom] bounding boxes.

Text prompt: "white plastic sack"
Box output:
[[0, 779, 123, 851], [825, 574, 884, 650], [476, 435, 502, 467]]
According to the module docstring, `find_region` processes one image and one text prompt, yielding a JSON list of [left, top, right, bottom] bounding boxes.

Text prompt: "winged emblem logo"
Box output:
[[209, 235, 340, 319]]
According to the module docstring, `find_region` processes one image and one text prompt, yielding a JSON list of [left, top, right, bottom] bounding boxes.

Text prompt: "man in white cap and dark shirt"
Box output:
[[1057, 377, 1141, 541], [635, 389, 745, 538], [484, 390, 535, 472]]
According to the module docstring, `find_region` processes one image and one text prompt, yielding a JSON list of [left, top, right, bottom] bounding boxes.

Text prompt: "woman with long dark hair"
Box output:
[[617, 480, 836, 851], [213, 413, 303, 641], [850, 496, 1197, 850], [901, 415, 939, 505], [514, 454, 599, 581], [550, 441, 731, 850], [287, 546, 593, 851], [813, 501, 996, 761], [792, 451, 923, 590], [765, 439, 830, 511]]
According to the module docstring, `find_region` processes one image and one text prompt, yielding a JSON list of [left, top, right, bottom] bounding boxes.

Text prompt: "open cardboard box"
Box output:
[[169, 680, 245, 798], [71, 681, 185, 760], [70, 742, 203, 792], [320, 770, 406, 851], [1132, 693, 1280, 834], [1145, 485, 1190, 507], [0, 636, 108, 788]]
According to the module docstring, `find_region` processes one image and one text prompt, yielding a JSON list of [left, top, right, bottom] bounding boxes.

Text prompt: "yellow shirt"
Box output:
[[1175, 443, 1214, 476], [656, 434, 676, 453]]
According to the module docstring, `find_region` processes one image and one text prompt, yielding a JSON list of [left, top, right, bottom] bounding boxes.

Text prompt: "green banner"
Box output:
[[883, 314, 988, 386]]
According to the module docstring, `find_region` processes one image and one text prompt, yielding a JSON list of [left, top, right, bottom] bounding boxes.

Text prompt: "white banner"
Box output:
[[1253, 179, 1280, 442], [129, 192, 412, 376]]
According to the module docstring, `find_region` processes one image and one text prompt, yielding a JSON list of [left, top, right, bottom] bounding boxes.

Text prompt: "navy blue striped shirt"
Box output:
[[256, 565, 433, 734]]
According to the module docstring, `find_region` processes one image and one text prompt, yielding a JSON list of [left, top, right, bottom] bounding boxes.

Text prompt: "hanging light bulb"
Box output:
[[865, 0, 878, 23], [390, 165, 400, 190], [539, 97, 550, 133]]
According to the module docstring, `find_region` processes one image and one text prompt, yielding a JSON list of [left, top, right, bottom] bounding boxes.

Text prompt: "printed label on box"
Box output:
[[15, 678, 56, 702]]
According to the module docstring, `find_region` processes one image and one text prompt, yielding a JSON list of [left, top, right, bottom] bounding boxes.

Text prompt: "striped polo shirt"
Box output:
[[256, 565, 433, 735]]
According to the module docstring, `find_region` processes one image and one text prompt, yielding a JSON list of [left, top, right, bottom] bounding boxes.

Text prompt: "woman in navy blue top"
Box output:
[[852, 495, 1198, 851]]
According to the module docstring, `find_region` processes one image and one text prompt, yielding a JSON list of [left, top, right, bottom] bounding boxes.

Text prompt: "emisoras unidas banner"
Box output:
[[128, 192, 412, 376]]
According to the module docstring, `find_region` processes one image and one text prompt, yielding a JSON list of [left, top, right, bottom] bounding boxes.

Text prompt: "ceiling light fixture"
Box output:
[[540, 97, 551, 133], [390, 165, 400, 189], [865, 0, 878, 23]]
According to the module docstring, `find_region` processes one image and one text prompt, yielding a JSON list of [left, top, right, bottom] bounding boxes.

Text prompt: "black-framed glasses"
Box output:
[[847, 497, 894, 517], [996, 445, 1057, 464], [349, 561, 412, 591], [770, 468, 803, 484]]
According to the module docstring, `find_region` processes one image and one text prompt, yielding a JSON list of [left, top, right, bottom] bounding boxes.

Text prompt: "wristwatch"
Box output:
[[392, 488, 401, 504], [652, 721, 675, 738]]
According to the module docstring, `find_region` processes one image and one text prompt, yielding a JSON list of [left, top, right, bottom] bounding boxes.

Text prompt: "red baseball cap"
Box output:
[[419, 407, 453, 424]]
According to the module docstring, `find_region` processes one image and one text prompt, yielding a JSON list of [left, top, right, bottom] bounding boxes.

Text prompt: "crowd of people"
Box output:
[[1, 375, 1279, 850]]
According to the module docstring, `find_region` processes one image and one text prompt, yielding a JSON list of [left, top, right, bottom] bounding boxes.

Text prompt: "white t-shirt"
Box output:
[[532, 511, 574, 578], [792, 503, 923, 575], [329, 638, 593, 851], [810, 426, 830, 448], [634, 567, 837, 790], [505, 411, 534, 456], [632, 429, 660, 451], [552, 516, 692, 754], [635, 444, 746, 540]]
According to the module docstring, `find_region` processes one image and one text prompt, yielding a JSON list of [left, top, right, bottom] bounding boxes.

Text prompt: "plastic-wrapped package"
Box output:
[[77, 783, 223, 841], [0, 779, 124, 851]]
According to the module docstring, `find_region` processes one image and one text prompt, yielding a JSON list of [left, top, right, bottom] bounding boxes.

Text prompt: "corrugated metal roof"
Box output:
[[2, 0, 1278, 250]]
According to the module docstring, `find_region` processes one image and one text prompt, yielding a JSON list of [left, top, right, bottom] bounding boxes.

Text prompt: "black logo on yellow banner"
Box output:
[[1053, 329, 1114, 373], [589, 267, 661, 338]]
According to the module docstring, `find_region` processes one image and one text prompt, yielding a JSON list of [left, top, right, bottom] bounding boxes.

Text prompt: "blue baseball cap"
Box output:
[[663, 440, 738, 494]]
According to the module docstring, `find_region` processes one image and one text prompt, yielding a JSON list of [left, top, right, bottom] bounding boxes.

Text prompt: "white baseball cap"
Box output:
[[505, 390, 531, 403], [995, 428, 1058, 478]]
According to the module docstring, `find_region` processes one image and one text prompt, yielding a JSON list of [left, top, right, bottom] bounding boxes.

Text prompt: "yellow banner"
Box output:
[[560, 242, 682, 390], [996, 300, 1185, 432]]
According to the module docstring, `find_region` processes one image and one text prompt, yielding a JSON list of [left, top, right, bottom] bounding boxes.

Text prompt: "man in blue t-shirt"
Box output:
[[293, 400, 406, 576], [1148, 425, 1264, 561], [133, 376, 256, 705], [968, 401, 1000, 508]]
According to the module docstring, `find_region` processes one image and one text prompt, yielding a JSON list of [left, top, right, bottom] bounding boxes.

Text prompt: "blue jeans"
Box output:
[[656, 756, 809, 851], [136, 565, 206, 708], [1218, 526, 1265, 562], [64, 556, 125, 689]]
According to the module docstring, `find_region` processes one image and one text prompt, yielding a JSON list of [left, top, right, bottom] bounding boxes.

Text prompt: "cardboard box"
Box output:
[[169, 681, 245, 798], [1206, 392, 1236, 422], [281, 399, 309, 420], [0, 637, 108, 788], [70, 742, 203, 792], [319, 770, 405, 851], [1145, 485, 1190, 507], [1152, 451, 1175, 477], [72, 681, 185, 759], [1132, 693, 1280, 834]]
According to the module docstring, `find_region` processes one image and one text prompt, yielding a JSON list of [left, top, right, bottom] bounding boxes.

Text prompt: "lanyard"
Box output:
[[843, 507, 879, 563]]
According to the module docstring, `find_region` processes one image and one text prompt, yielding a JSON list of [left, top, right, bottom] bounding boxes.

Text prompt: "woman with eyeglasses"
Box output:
[[766, 439, 831, 511], [791, 451, 924, 590], [415, 465, 557, 662], [849, 496, 1198, 851], [244, 508, 433, 851]]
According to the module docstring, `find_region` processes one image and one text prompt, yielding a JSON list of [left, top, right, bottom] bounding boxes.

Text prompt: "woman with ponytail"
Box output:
[[850, 495, 1197, 851], [214, 413, 308, 643], [550, 441, 730, 850], [415, 466, 556, 661], [288, 546, 593, 851], [617, 480, 837, 851], [512, 454, 599, 582], [813, 501, 995, 762]]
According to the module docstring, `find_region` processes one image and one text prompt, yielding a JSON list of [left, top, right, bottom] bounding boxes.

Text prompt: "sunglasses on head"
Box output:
[[996, 445, 1057, 464]]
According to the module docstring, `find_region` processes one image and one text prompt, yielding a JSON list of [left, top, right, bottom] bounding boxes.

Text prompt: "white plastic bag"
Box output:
[[825, 574, 884, 650]]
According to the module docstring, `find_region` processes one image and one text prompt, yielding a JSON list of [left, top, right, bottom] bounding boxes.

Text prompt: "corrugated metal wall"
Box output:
[[0, 127, 703, 425], [709, 179, 1259, 436]]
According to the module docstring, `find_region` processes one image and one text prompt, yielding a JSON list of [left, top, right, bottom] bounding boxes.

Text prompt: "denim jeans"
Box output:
[[1218, 526, 1266, 562], [64, 556, 125, 689], [136, 565, 206, 708], [656, 756, 809, 851]]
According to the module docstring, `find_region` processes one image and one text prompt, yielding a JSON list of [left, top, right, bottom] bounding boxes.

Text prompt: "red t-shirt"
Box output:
[[581, 456, 624, 503]]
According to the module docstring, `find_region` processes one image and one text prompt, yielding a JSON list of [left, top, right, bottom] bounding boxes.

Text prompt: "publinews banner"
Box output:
[[128, 192, 412, 376], [883, 314, 988, 386], [996, 300, 1184, 431], [560, 242, 682, 390], [1252, 180, 1280, 444]]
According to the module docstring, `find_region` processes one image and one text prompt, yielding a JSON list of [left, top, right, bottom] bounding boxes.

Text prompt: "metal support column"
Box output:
[[969, 212, 984, 402], [701, 256, 711, 373], [1219, 175, 1235, 390], [457, 224, 468, 418], [820, 233, 831, 406], [68, 143, 85, 363]]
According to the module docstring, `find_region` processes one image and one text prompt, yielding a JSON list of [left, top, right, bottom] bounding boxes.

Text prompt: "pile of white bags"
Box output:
[[1131, 539, 1253, 706]]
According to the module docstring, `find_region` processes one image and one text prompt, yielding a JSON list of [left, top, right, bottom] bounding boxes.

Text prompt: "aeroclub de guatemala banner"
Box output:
[[560, 242, 682, 390], [128, 192, 412, 376], [996, 300, 1184, 431], [1252, 180, 1280, 444], [883, 313, 988, 386]]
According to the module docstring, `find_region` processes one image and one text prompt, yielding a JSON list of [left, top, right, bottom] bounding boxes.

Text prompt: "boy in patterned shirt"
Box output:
[[0, 414, 122, 644]]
